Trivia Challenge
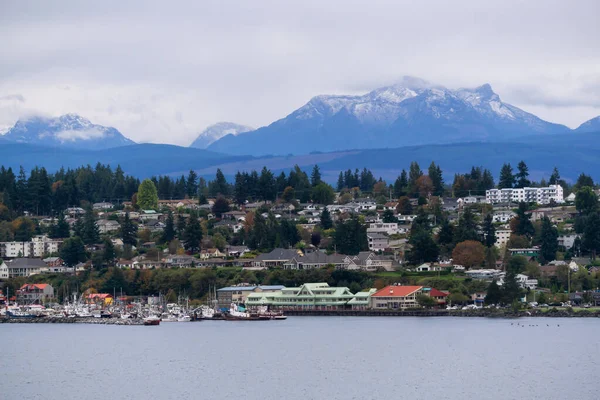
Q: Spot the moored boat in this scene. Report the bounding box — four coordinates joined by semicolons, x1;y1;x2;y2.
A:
143;315;161;326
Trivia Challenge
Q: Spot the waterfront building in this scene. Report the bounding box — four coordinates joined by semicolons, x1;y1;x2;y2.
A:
16;283;54;304
245;283;374;310
217;284;286;308
370;285;424;310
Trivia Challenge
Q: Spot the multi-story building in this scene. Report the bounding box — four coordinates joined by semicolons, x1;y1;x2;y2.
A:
245;282;370;310
486;185;564;205
216;284;285;308
495;229;512;248
367;222;400;235
0;235;62;258
6;258;48;277
370;285;424;310
16;283;54;304
367;233;389;252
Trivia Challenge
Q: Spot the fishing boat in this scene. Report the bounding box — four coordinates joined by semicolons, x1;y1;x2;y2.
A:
224;303;268;321
177;315;192;322
143;315;161;326
160;313;178;322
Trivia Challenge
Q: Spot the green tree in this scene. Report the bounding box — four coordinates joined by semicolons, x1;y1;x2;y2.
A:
320;208;333;230
212;195;230;218
186;170;198;198
50;213;71;239
539;217;558;263
183;212;203;254
515;160;531;188
482;214;496;247
121;212;138;246
507;255;528;274
310;165;322;187
501;269;523;305
211;168;229;197
408;162;423;197
381;209;397;223
334;217;368;255
549;167;560;185
60;237;86;268
393;170;408;197
428;162;444;196
454;207;480;243
408;231;439;264
103;238;116;266
396;196;413;215
311;182;335;205
82;209;100;245
12;217;35;242
137;179;159;210
583;212;600;260
161;211;176;243
176;214;187;238
484;280;502;305
513;202;535;238
282;186;296;203
498;163;515;189
437;219;454;247
575;186;598;215
416;294;438;308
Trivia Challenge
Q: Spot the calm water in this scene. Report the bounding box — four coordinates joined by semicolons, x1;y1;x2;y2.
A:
3;317;598;400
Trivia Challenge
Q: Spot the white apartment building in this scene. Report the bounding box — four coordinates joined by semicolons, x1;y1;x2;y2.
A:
0;235;62;258
495;229;512;248
367;233;389;252
367;222;400;236
486;185;564;205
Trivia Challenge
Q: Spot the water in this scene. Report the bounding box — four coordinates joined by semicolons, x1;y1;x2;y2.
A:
3;317;598;400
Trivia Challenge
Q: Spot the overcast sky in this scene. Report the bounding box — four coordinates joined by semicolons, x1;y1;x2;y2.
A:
1;0;599;145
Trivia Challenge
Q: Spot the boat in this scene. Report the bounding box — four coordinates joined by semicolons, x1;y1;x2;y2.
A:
160;313;178;322
177;315;191;322
143;315;161;326
6;309;37;319
256;306;287;320
100;310;112;318
224;303;268;321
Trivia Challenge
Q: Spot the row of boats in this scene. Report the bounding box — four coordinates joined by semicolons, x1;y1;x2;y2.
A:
143;304;287;325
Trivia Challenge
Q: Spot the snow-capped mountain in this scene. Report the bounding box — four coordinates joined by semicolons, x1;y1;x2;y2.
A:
189;122;253;149
207;77;570;156
2;114;135;150
575;116;600;133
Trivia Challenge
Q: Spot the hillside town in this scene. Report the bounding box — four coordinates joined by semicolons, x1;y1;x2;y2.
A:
1;161;600;312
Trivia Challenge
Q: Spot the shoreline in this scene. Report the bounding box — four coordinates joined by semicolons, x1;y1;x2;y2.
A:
2;309;599;324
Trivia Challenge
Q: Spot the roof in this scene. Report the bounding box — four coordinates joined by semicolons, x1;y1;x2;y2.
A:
254;248;302;262
218;286;258;292
426;288;448;297
87;293;113;299
7;258;48;268
19;283;49;290
372;285;423;298
258;285;285;290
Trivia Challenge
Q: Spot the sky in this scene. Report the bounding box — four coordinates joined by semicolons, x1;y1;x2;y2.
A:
1;0;599;145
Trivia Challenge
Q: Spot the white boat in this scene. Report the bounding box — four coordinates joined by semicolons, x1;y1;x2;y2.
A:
143;315;160;326
177;315;191;322
160;313;178;322
200;305;215;319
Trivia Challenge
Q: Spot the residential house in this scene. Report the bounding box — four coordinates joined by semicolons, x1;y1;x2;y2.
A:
509;247;539;258
423;287;448;306
6;258;48;277
367;233;389;252
370;285;424;309
43;257;63;268
0;261;8;279
144;220;166;232
97;219;120;234
558;234;579;249
221;211;247;221
66;207;86;217
16;283;54;304
343;252;395;272
367;222;400;236
283;251;347;270
93;202;114;210
86;293;113;305
214;220;243;234
165;254;197;268
140;210;162;221
226;245;250;258
200;248;226;260
251;248;303;269
493;211;516;223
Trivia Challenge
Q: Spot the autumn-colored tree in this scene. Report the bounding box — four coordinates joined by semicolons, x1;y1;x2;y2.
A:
452;240;486;269
396;196;413;215
372;181;388;198
415;175;434;198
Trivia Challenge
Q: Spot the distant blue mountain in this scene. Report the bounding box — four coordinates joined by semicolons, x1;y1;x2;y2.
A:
208;77;571;156
2;114;135;150
575;116;600;133
0;133;599;183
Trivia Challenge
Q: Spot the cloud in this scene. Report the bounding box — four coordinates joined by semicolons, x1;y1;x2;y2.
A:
0;0;599;141
55;127;107;142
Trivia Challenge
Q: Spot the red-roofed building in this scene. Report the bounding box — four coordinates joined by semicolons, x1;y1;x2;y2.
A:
16;283;54;304
425;287;449;306
371;285;424;310
86;293;114;305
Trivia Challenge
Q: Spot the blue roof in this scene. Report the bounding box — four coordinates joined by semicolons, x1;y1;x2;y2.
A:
217;286;257;292
259;285;285;290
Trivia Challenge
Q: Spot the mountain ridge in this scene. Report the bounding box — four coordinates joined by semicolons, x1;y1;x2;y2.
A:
208;77;571;155
2;114;135;150
189;122;253;149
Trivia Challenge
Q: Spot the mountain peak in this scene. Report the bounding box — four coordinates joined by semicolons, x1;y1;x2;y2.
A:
189;122;253;149
3;114;135;150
